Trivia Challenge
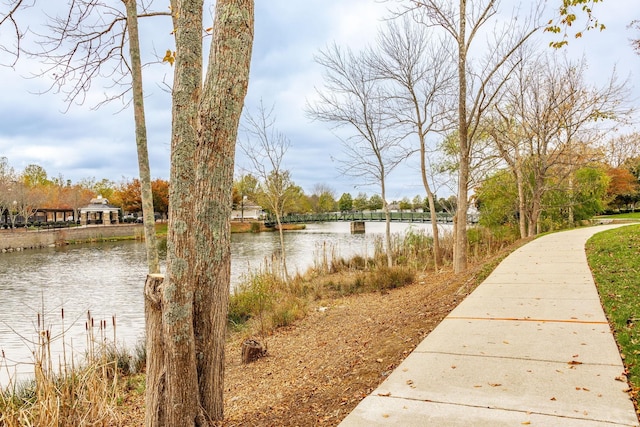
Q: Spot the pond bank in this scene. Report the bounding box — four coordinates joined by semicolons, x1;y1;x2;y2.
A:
0;224;144;252
0;221;307;253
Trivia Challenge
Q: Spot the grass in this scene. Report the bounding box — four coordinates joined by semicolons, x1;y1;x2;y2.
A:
596;212;640;220
586;224;640;405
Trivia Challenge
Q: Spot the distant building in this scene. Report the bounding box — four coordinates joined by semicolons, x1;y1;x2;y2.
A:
231;200;264;220
79;196;120;225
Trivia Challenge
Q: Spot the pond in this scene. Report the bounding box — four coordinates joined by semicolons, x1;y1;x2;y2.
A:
0;221;448;387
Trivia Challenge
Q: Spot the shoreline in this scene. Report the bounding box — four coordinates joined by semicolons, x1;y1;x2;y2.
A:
0;221;306;253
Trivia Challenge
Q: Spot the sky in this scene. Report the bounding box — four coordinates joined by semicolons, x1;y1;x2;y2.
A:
0;0;639;202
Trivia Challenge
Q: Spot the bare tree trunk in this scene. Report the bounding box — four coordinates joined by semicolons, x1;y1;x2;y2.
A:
516;169;527;238
274;212;289;280
381;178;393;268
383;205;393;268
529;189;543;237
453;0;468;274
144;274;165;427
425;188;441;268
420;151;441;269
123;0;159;274
567;173;574;226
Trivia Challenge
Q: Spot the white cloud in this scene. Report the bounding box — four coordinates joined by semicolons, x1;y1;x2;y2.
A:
0;0;638;199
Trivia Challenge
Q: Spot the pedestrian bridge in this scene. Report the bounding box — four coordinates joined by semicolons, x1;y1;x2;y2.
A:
263;211;467;227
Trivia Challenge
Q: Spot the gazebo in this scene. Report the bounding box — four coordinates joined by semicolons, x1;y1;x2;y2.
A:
79;196;120;225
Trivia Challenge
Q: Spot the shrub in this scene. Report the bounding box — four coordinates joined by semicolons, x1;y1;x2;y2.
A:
366;266;415;291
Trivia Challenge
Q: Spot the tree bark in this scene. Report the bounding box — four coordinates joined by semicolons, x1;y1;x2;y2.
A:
156;0;253;424
381;181;393;268
123;0;160;274
144;274;165;427
275;212;289;280
453;0;468;274
192;0;254;422
154;0;203;425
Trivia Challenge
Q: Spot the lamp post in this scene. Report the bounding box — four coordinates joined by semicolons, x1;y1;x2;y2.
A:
11;200;16;230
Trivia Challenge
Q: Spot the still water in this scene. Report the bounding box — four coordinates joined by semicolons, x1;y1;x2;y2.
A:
0;222;444;386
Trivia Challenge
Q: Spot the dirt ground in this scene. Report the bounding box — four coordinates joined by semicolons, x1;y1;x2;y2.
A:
118;251;510;426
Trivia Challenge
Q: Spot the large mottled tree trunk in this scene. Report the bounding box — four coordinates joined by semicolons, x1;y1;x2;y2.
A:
123;0;159;274
148;0;254;425
194;0;253;418
157;0;203;425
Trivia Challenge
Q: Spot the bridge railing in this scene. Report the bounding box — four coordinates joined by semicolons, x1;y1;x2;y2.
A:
263;211;467;227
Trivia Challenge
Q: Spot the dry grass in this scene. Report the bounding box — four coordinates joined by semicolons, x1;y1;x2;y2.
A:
229;226;518;339
0;310;144;427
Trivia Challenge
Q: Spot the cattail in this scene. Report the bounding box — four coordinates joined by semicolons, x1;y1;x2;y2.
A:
61;307;64;320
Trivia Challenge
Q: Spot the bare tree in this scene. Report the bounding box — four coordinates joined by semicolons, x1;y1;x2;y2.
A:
240;101;296;280
0;0;30;66
308;43;407;268
12;178;44;226
489;52;629;235
602;132;640;168
407;0;539;273
368;16;454;270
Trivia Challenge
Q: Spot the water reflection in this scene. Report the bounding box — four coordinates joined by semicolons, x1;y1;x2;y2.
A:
0;222;446;386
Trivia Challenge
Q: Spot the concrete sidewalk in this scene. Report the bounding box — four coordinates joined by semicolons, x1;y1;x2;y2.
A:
340;225;639;426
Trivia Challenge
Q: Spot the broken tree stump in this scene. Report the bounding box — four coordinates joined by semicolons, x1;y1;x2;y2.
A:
241;339;265;364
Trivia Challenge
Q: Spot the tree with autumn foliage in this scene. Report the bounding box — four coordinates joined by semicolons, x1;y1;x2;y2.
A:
112;178;169;217
545;0;605;48
606;166;640;211
112;179;143;213
151;179;169;219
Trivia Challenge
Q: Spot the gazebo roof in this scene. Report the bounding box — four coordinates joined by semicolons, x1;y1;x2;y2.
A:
80;196;120;213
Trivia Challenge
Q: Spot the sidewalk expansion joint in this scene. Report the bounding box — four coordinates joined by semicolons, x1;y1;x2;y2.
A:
416;350;621;367
448;316;609;325
377;395;634;425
